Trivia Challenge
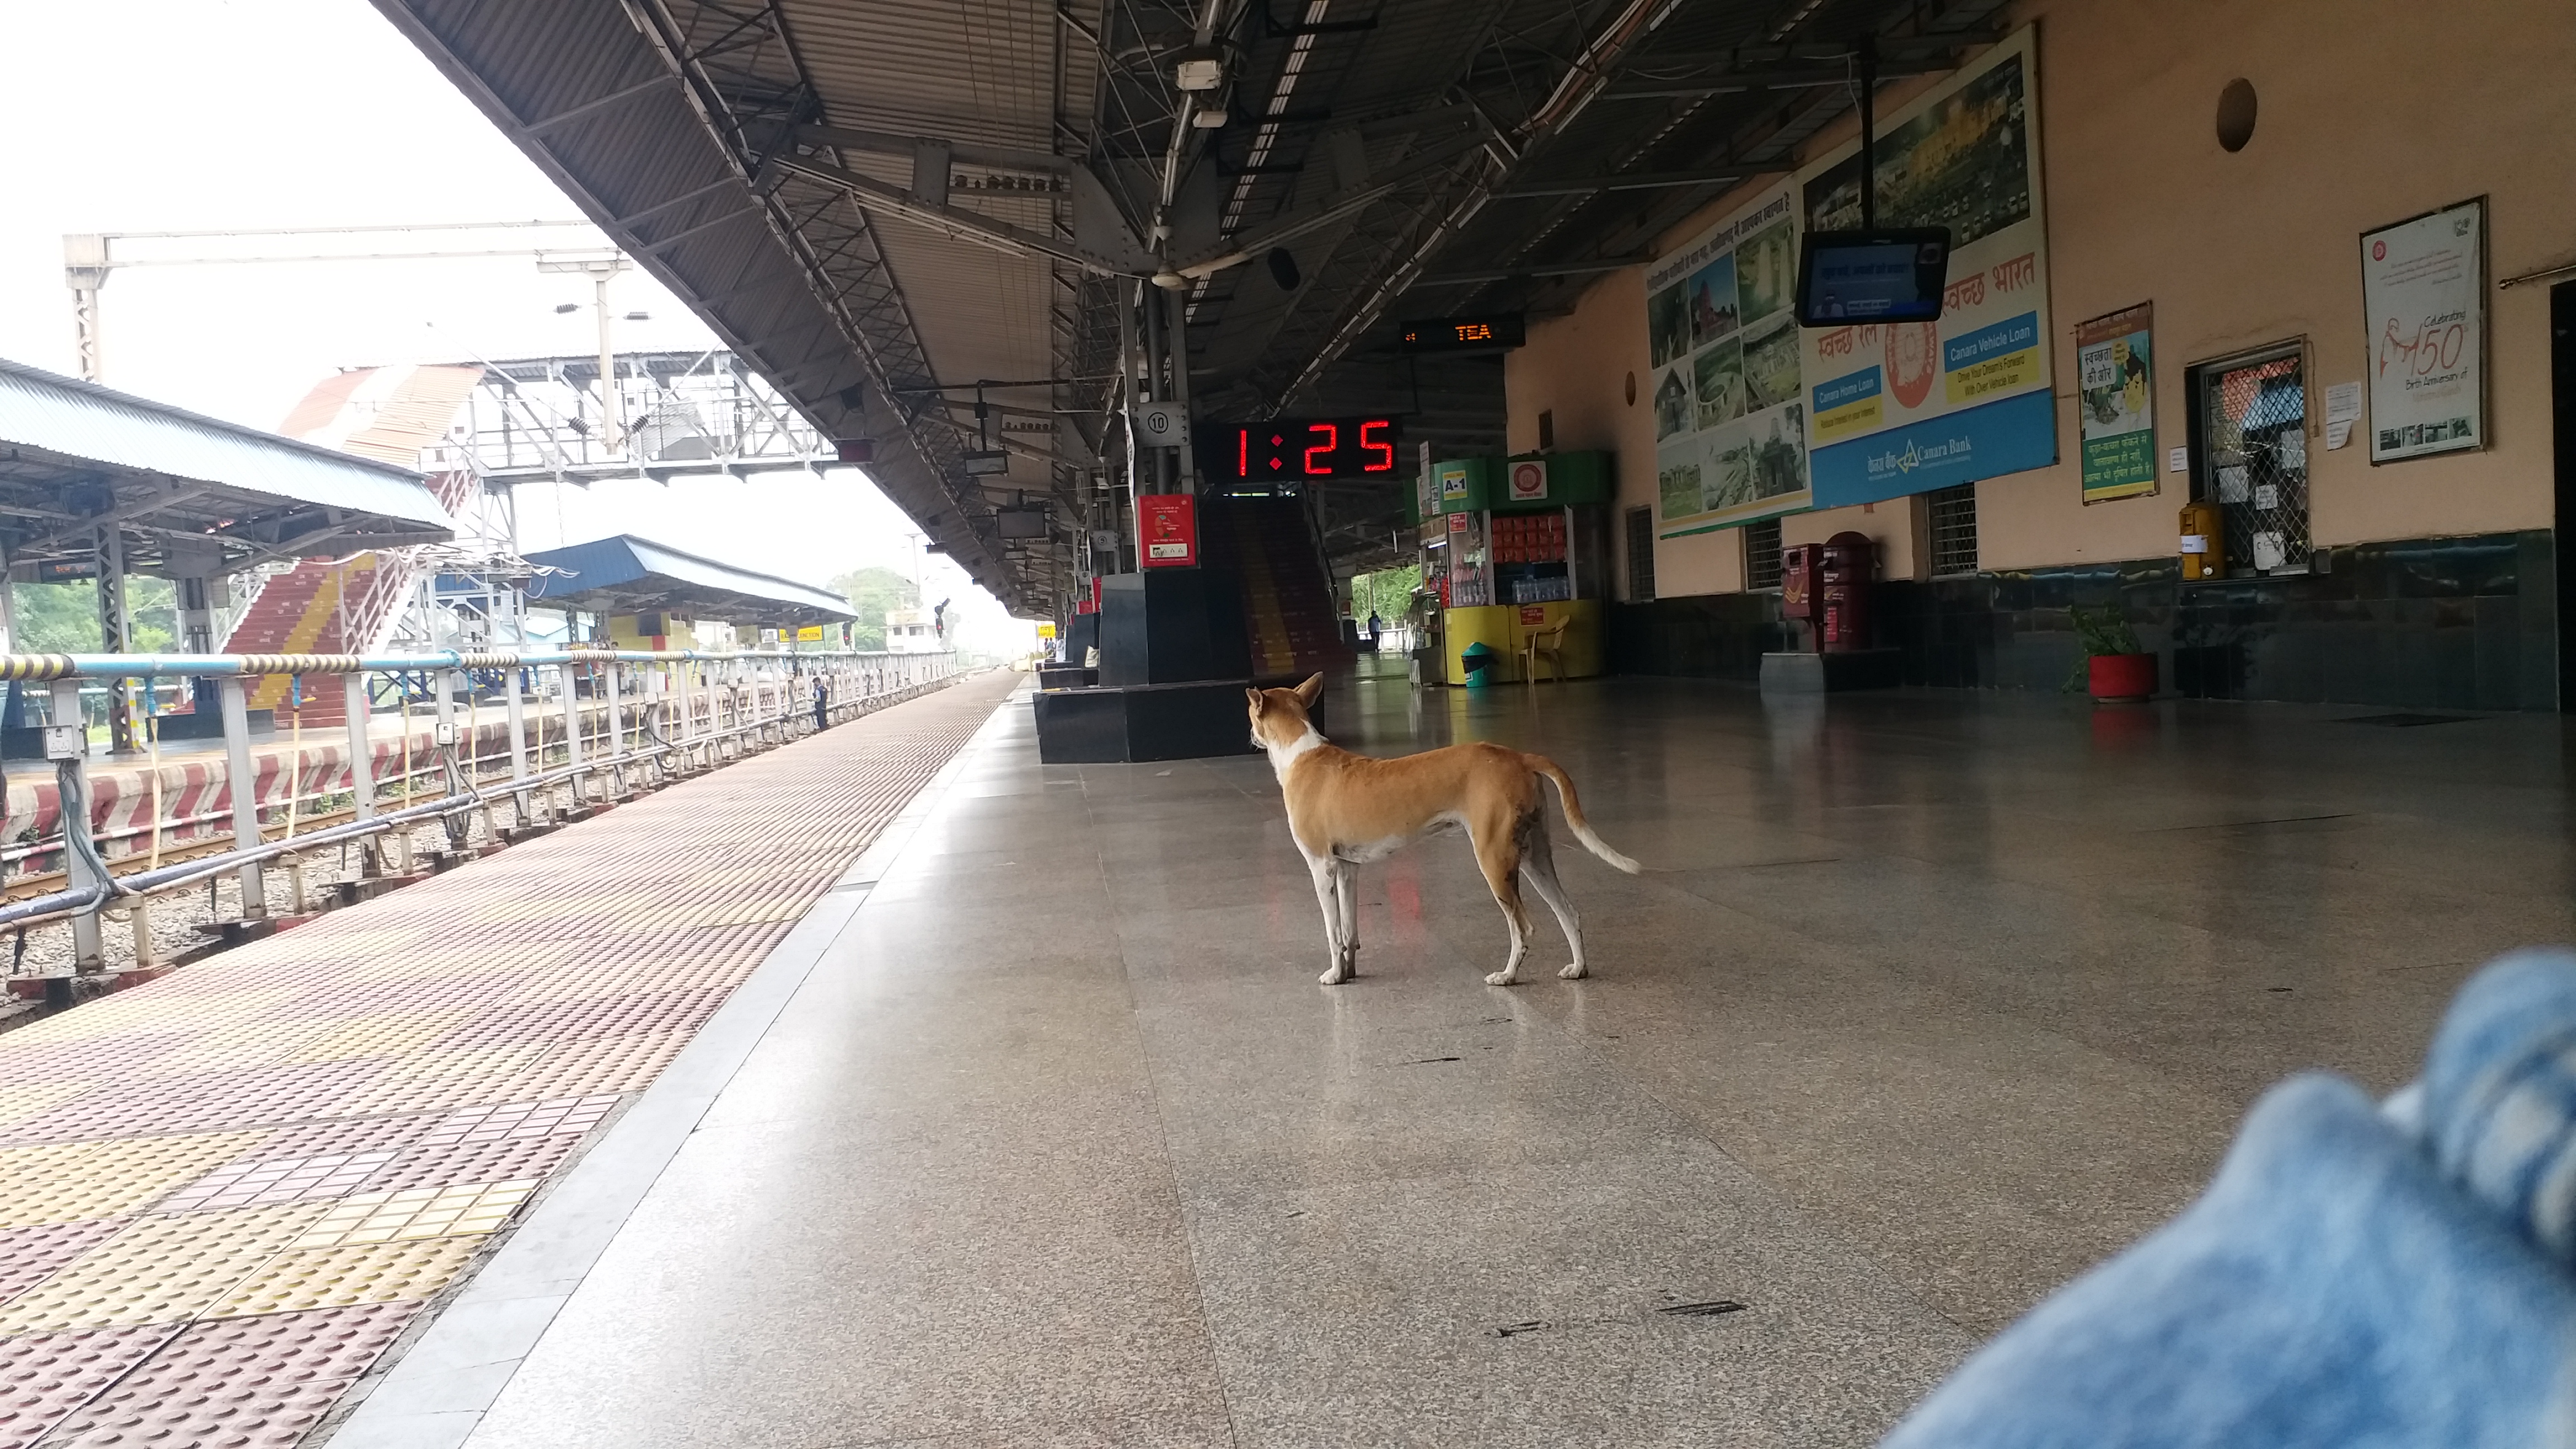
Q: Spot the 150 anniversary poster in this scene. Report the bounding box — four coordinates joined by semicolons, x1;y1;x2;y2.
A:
1647;184;1810;538
1642;26;2058;536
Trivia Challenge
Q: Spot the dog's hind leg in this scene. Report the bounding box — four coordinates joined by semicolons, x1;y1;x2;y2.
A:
1309;855;1352;985
1519;821;1587;980
1472;817;1532;987
1333;864;1360;979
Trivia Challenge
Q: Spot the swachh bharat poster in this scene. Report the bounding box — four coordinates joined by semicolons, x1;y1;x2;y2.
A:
1645;24;2057;530
1647;182;1811;539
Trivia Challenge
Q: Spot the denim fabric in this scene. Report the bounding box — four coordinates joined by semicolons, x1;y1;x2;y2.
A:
1881;951;2576;1449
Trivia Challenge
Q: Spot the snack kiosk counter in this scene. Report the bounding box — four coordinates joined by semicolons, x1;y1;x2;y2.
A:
1429;451;1613;685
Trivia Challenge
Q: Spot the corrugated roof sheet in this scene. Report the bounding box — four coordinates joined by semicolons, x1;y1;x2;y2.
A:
523;533;855;624
279;364;486;468
0;357;454;532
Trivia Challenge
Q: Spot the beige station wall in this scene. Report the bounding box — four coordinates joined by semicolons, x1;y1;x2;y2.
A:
1506;0;2576;596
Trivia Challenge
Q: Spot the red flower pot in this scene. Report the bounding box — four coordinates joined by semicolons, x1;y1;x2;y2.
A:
2088;652;2157;703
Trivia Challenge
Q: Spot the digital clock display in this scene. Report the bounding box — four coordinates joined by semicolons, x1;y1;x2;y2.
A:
1215;416;1401;481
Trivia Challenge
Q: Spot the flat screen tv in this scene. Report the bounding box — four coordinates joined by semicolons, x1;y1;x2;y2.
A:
1794;228;1952;326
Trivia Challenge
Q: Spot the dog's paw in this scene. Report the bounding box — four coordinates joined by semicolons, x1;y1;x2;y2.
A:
1484;970;1518;987
1319;967;1351;986
1558;963;1587;980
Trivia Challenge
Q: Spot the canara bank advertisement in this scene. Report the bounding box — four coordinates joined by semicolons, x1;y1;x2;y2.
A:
1796;26;2055;508
1647;183;1811;538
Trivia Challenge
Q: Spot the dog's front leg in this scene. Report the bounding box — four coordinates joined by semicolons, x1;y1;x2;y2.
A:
1308;855;1352;984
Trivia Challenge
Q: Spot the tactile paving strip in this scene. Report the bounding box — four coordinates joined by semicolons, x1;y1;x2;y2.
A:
238;1113;437;1163
0;1323;174;1449
212;1234;485;1317
290;1182;532;1249
36;1303;412;1449
154;1152;399;1214
363;1133;580;1197
0;671;1016;1445
0;1203;324;1334
0;1134;262;1232
419;1095;621;1147
0;1060;390;1147
0;1220;124;1309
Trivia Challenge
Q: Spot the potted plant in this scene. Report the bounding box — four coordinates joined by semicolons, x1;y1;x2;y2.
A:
2068;605;2156;703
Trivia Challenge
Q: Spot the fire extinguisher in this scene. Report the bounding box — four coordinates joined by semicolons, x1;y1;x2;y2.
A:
2179;500;2223;581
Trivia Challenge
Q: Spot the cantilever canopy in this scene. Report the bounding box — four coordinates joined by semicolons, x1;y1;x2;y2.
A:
522;534;855;629
0;357;457;578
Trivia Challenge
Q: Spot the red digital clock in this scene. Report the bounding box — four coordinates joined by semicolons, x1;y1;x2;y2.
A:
1214;416;1401;481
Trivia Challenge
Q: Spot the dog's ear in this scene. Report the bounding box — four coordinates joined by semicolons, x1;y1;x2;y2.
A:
1293;673;1324;706
1244;687;1266;712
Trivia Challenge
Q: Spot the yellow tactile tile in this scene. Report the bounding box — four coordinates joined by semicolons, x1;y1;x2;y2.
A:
0;1132;262;1230
0;1079;94;1129
289;1011;475;1064
148;1015;340;1073
1;988;300;1046
291;1181;533;1248
502;1033;684;1100
0;1202;325;1333
211;1232;484;1316
704;894;807;927
328;1044;554;1117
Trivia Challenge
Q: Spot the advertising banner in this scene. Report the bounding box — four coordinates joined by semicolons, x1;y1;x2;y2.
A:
2075;301;2157;503
2361;197;2484;463
1797;25;2055;508
1645;183;1812;539
1137;493;1197;567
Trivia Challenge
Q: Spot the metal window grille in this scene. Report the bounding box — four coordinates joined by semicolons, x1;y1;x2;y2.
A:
2193;345;2311;575
1744;517;1783;590
1624;506;1656;602
1927;483;1979;576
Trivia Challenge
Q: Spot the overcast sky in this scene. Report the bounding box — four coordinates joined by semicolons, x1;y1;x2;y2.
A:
0;0;1033;655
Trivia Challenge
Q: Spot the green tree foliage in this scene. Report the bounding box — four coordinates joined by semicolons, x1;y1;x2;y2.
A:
831;566;919;651
11;579;178;654
1347;566;1419;630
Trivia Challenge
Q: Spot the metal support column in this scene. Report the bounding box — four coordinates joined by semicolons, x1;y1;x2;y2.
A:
97;528;136;755
604;662;627;796
49;679;105;974
219;677;266;917
504;665;531;821
344;673;377;875
558;663;586;807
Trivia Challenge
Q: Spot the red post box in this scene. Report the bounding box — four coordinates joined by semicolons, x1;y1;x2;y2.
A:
1781;543;1825;621
1819;531;1877;654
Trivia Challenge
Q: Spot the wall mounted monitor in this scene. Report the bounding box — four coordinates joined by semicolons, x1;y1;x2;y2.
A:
1794;228;1953;326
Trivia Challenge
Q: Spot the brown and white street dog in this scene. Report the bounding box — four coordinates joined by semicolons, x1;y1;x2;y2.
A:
1247;674;1642;987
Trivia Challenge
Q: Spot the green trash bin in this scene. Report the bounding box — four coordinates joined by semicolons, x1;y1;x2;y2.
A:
1460;641;1499;689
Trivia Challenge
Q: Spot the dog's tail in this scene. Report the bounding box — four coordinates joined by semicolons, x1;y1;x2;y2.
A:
1523;754;1644;874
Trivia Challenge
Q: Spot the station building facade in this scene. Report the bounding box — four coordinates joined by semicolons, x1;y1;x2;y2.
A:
1507;0;2576;709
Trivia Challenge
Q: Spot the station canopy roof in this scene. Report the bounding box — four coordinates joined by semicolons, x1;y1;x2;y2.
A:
522;534;855;628
376;0;2007;612
0;358;457;579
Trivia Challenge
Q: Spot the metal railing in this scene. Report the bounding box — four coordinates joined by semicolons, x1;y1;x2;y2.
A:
0;646;958;982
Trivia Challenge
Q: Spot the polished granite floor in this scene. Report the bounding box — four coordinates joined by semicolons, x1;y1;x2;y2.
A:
437;666;2576;1448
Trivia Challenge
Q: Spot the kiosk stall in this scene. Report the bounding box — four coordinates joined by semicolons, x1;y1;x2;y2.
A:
1428;452;1613;685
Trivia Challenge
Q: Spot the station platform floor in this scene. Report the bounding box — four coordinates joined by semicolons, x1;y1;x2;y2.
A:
0;668;1019;1449
321;660;2576;1448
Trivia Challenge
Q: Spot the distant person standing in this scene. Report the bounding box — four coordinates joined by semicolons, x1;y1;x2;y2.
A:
811;674;830;732
1366;610;1384;644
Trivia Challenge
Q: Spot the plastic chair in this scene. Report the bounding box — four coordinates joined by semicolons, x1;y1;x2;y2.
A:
1518;619;1570;689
